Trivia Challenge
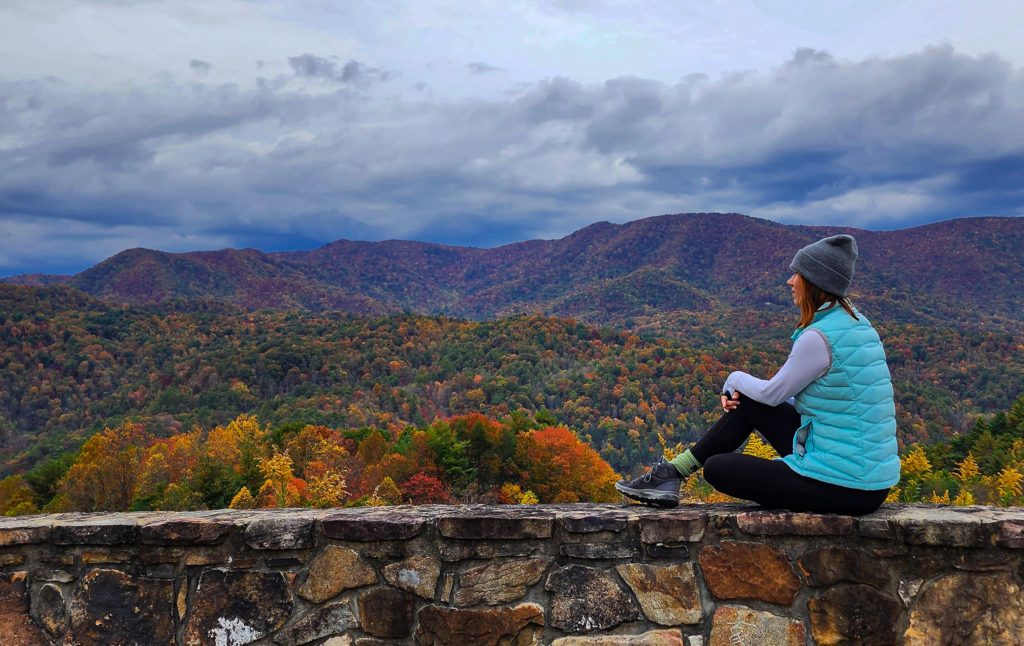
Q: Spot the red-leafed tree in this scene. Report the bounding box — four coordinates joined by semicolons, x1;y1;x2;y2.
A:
401;472;451;504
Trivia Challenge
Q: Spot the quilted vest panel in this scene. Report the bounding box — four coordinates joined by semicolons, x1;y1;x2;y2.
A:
781;306;901;490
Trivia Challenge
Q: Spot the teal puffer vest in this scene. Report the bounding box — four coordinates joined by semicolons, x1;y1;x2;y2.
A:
781;306;900;490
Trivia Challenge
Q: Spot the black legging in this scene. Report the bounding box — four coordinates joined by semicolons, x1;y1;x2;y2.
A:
690;394;888;516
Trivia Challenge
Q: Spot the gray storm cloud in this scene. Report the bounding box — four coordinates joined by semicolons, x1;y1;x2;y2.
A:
1;45;1023;274
288;54;395;85
189;59;212;75
468;62;504;74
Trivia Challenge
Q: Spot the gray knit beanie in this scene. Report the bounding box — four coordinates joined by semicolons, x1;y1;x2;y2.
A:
789;234;858;297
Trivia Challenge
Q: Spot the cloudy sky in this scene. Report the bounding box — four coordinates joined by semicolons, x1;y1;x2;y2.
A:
2;0;1023;276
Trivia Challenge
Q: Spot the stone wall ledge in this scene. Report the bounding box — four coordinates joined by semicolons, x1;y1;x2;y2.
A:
2;503;1023;548
1;503;1023;645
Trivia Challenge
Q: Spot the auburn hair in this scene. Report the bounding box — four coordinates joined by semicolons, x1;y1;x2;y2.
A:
796;274;859;329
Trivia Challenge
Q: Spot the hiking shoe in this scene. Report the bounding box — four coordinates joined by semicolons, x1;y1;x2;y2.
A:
615;459;681;508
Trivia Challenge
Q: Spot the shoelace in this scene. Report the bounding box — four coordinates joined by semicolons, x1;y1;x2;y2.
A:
640;461;665;482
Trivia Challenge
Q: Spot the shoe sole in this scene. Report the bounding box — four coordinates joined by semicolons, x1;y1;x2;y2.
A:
615;482;679;509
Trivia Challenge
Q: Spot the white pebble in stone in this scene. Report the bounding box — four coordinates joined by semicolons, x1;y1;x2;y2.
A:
899;579;923;607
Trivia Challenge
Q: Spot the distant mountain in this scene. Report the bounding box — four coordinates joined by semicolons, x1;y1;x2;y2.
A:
5;213;1023;327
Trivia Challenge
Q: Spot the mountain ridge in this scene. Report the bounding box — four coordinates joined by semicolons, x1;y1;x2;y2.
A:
4;213;1023;327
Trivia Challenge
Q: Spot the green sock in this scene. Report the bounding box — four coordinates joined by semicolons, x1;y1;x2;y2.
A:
669;449;701;477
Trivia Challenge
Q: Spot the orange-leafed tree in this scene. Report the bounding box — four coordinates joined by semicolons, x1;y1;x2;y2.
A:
284;476;308;508
378;452;421;489
136;428;202;506
356;431;388;466
515;426;620;503
256;480;279;508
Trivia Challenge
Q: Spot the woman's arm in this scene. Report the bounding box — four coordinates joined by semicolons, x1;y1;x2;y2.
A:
722;329;830;406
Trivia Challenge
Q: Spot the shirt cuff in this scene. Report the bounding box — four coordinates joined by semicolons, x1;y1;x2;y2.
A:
723;371;746;395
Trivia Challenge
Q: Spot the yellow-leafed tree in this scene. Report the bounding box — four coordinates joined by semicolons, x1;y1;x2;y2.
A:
902;445;932;477
0;475;37;516
308;472;347;508
368;476;402;506
954;452;979;483
57;422;150;512
259;450;296;508
229;486;256;509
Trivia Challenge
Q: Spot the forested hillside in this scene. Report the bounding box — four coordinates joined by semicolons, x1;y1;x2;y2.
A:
3;285;1021;482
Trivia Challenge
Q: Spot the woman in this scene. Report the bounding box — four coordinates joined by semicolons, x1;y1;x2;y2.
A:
615;234;899;515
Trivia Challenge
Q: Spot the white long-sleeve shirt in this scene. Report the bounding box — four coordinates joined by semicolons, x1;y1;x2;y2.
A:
722;329;831;407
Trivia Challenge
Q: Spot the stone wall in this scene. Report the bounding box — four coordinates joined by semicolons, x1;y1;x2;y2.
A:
1;503;1023;645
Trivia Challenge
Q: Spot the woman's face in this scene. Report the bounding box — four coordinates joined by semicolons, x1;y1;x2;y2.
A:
787;273;803;307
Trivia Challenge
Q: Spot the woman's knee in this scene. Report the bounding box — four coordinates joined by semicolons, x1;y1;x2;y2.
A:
701;454;730;487
701;453;772;502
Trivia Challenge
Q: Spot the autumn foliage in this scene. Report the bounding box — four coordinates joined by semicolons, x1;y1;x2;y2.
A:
1;286;1021;515
2;411;619;513
4;285;1021;484
514;426;620;503
886;393;1024;506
